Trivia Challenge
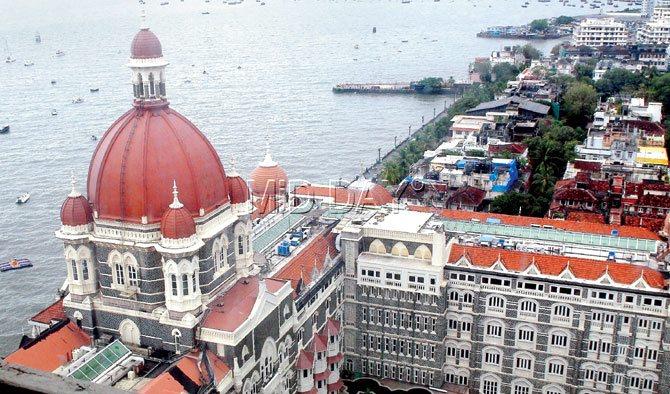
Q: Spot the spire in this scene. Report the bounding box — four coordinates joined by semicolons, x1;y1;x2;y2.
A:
170;180;184;209
140;7;148;29
228;157;239;177
68;170;81;198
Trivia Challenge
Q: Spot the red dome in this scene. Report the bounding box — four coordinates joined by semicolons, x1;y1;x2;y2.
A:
250;153;288;197
60;195;93;226
228;175;250;204
161;206;196;239
131;28;163;59
88;105;230;224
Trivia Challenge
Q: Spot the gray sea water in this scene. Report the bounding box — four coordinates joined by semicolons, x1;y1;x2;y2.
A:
0;0;616;354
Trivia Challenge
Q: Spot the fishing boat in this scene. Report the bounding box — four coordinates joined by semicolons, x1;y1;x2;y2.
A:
55;50;65;57
5;55;16;63
51;79;57;85
72;97;84;104
90;88;100;93
16;192;30;204
201;11;211;14
51;109;58;116
0;125;9;134
24;60;34;67
34;32;41;44
0;258;33;272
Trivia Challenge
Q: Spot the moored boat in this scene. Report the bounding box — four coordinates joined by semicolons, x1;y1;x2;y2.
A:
16;192;30;204
0;258;33;272
0;125;9;134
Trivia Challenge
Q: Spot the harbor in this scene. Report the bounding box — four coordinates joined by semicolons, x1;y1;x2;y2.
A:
333;81;469;95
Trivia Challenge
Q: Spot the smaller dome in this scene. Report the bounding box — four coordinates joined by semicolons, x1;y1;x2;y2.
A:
250;150;288;197
348;177;393;206
160;182;196;240
60;195;93;226
131;28;163;59
228;175;250;205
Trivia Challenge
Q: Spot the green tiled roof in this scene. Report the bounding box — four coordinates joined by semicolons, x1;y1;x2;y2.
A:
69;340;130;382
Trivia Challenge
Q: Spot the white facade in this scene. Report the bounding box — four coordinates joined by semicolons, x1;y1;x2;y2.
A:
572;18;629;47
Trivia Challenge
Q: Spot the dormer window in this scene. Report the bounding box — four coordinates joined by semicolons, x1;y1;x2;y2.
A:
71;260;79;281
115;263;125;285
82;259;89;281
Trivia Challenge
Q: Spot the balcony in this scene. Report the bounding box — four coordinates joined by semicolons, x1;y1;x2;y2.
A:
550;315;572;327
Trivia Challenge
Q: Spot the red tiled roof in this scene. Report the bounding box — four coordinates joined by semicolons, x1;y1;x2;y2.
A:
448;244;666;289
446;186;486;207
573;160;602;173
4;321;90;372
202;276;286;332
321;319;341;336
298;389;318;394
313;369;330;381
626;120;665;136
328;379;345;392
639;194;670;208
139;349;230;394
296;350;314;369
488;143;527;155
553;187;597;203
273;231;337;294
327;353;344;364
409;206;661;240
311;334;328;353
566;211;605;224
30;299;66;325
590;180;611;193
624;215;665;233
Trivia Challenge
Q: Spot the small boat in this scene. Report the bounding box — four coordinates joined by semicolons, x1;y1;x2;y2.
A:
34;33;41;44
160;1;169;5
0;258;33;272
260;1;265;4
372;27;377;33
201;11;211;14
16;192;30;204
5;56;16;63
24;60;34;67
354;44;359;49
0;125;9;134
90;88;99;93
91;135;98;141
72;97;84;104
51;109;58;116
51;79;57;85
55;50;65;57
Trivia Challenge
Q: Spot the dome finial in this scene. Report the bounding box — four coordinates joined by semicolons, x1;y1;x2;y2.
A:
140;5;148;29
228;157;239;177
170;180;184;209
68;170;81;198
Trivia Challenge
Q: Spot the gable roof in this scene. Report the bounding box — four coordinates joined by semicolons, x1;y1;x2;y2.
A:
273;231;338;295
4;321;90;372
448;244;666;289
30;298;66;325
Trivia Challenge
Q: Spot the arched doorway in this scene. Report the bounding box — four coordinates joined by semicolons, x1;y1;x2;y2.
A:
119;319;141;346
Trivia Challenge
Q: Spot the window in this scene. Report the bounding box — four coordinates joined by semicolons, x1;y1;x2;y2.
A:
488;295;505;309
171;274;178;296
517;327;535;343
519;299;537;314
482;277;511;287
484;349;501;366
71;260;78;281
547;359;566;377
486;322;503;338
238;234;245;255
182;274;189;296
513;384;531;394
463;292;473;304
553;304;572;318
192;272;197;293
115;263;125;285
482;377;500;394
550;331;568;347
82;260;89;281
515;354;532;371
517;281;544;291
128;265;138;287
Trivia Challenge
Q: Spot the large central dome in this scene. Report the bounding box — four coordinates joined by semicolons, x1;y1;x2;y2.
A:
87;105;230;224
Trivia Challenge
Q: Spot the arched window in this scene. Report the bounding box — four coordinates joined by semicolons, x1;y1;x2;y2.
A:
513;352;535;373
82;259;89;281
543;384;566;394
219;237;228;269
148;73;155;97
517;325;536;344
115;263;125;285
463;292;473;304
171;274;178;296
487;295;506;310
369;239;386;254
172;329;182;354
238;234;245;255
485;320;504;338
519;299;538;314
71;259;79;281
545;357;567;379
137;74;144;97
448;290;460;301
549;329;570;348
391;242;409;257
414;245;432;260
511;378;533;394
192;271;198;293
481;373;501;394
552;304;572;318
182;274;189;296
128;265;138;287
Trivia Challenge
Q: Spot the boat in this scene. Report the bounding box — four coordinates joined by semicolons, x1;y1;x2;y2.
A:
16;192;30;204
0;125;9;134
51;109;58;116
5;55;16;63
24;60;34;67
0;258;33;272
55;50;65;57
34;32;41;43
201;11;211;14
401;0;411;3
90;88;99;93
372;27;377;33
91;135;98;141
51;79;57;85
72;97;84;104
160;1;169;5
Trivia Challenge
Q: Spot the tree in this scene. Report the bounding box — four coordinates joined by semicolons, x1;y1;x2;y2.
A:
520;44;542;61
554;15;575;25
472;61;492;83
562;82;597;127
414;77;444;94
574;63;594;81
595;68;646;97
650;73;670;112
490;192;530;215
492;63;519;84
530;19;550;32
